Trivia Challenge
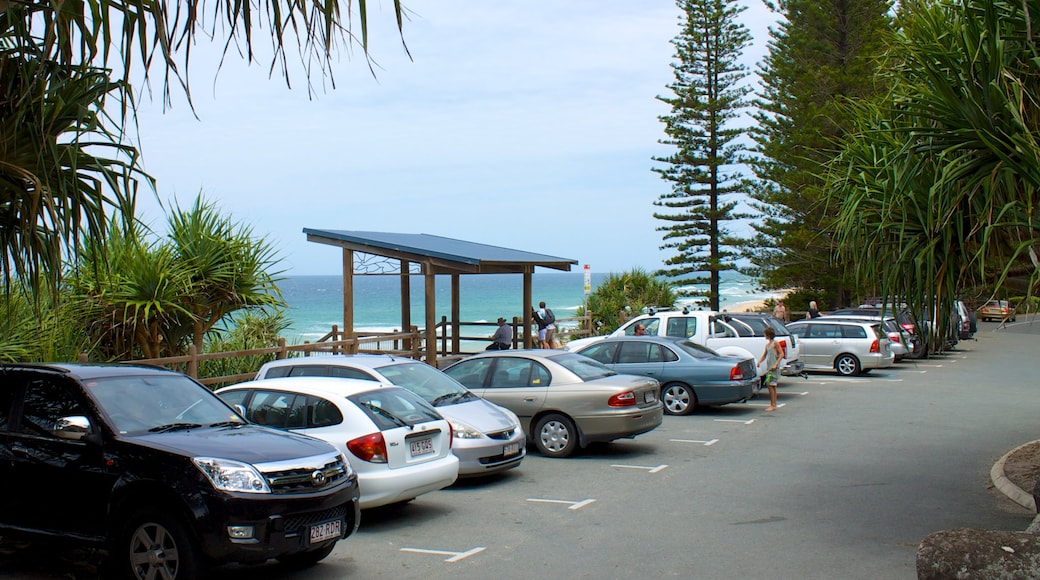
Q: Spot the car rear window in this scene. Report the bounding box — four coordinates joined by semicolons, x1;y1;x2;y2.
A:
349;388;442;429
674;340;720;359
548;352;618;381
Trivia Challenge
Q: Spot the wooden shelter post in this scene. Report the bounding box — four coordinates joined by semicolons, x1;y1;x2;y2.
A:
523;268;534;348
451;274;461;354
400;260;412;333
342;249;354;339
424;264;437;366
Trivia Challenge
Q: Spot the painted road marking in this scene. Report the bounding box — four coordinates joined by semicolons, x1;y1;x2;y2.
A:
400;546;486;562
670;438;719;446
527;498;596;510
714;418;756;425
612;464;668;473
746;402;787;409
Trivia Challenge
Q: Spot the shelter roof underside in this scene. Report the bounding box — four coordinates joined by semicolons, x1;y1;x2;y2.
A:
303;229;577;274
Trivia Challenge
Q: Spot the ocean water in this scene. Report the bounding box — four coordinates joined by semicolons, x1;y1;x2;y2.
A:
278;271;777;343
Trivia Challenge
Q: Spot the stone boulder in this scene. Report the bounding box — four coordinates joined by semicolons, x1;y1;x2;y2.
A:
917;528;1040;579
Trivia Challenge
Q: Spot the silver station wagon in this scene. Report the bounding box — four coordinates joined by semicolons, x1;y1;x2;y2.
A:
785;319;896;376
255;355;526;478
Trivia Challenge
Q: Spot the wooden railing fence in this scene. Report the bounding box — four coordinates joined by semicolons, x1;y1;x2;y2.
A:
87;314;594;387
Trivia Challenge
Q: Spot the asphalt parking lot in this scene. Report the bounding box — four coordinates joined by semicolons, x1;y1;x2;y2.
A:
3;316;1039;579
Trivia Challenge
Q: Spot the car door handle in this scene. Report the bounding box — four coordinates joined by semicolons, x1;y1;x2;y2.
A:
10;443;29;458
523;397;537;402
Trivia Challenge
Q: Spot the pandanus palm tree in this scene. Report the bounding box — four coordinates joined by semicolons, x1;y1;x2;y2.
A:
1;0;405;291
829;0;1040;350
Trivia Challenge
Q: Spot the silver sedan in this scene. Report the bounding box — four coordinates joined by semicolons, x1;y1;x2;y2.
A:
443;350;663;458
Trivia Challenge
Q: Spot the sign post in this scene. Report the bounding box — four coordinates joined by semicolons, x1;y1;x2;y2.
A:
583;264;591;335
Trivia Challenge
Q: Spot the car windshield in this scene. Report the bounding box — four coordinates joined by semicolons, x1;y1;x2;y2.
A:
86;375;244;434
546;352;618;381
375;362;474;406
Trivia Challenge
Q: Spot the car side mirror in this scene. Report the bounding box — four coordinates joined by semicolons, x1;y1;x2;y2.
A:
53;415;92;441
234;404;248;419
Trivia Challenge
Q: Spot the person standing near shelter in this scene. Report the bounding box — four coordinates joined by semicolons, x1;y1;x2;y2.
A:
487;317;512;350
806;300;822;319
757;326;784;412
772;300;789;322
533;301;556;348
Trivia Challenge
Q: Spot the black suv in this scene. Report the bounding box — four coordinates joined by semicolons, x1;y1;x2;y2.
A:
0;363;360;578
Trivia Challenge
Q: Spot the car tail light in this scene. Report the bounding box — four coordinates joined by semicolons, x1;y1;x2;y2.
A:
870;339;880;353
730;366;746;381
347;432;387;463
887;332;901;343
608;392;637;407
901;323;916;334
778;340;788;359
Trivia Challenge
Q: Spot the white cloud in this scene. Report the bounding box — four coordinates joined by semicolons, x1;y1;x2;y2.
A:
128;0;776;275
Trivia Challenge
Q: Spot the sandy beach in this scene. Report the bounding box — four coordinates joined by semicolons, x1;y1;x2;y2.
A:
724;299;771;313
723;289;794;315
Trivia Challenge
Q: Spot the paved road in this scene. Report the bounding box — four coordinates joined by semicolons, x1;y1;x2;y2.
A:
3;315;1039;579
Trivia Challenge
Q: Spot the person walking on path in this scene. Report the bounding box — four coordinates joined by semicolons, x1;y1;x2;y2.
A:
806;300;822;319
533;301;556;348
487;317;513;350
772;300;789;323
757;326;784;412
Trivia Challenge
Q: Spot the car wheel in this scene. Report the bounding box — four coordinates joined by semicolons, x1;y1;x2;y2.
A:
113;509;201;580
835;354;861;376
534;413;578;458
277;541;338;569
662;383;696;415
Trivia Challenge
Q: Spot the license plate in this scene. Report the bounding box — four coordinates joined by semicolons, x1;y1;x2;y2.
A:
644;391;657;403
409;437;434;457
503;442;521;457
309;519;341;544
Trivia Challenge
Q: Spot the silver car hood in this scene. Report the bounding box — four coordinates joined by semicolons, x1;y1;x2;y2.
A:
442;397;517;432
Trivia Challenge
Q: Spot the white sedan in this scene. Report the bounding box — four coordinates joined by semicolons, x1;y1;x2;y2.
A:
217;377;459;509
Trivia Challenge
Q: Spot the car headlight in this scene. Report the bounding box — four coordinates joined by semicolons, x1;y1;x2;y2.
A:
194;457;271;493
448;418;484;439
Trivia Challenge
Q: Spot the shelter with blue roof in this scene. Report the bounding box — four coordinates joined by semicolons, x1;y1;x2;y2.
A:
303;229;578;365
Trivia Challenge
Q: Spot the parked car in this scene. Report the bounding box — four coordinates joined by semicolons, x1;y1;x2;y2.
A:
978;299;1017;322
719;312;805;374
830;306;926;359
442;350;663;458
816;313;912;361
255;355;525;477
566;307;804;378
574;336;758;415
954;299;976;341
785;319;896;375
217;377;459;509
0;363;360;579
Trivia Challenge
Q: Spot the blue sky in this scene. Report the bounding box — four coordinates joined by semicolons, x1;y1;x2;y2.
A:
130;1;777;276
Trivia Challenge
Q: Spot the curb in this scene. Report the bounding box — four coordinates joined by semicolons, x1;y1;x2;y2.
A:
991;440;1039;514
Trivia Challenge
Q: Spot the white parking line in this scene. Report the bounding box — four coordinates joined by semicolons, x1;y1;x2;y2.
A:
714;418;756;424
670;438;719;446
527;498;597;510
746;402;787;409
401;546;486;562
612;464;669;473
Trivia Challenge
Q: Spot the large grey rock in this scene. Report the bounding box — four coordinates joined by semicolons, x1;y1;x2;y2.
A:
917;528;1040;579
